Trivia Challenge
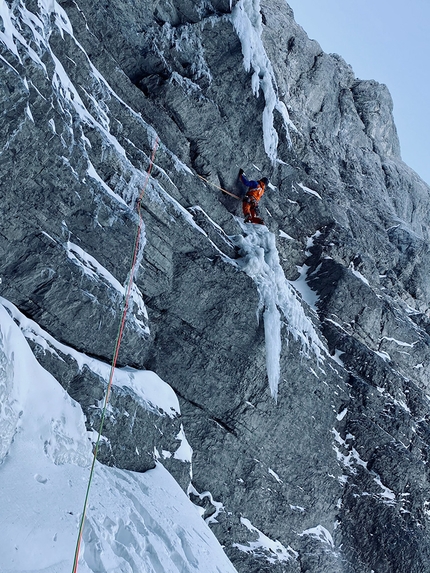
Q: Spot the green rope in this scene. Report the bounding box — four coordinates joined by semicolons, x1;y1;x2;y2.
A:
71;136;159;573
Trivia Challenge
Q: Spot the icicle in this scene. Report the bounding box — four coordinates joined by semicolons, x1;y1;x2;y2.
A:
230;0;295;161
232;224;325;400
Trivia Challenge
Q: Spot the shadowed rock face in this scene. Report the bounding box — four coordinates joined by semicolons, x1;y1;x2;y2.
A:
2;0;430;571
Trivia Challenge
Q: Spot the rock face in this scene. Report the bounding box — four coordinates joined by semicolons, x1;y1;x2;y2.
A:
2;0;430;572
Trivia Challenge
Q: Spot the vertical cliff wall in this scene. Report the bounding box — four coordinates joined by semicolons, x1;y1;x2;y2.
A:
2;1;430;572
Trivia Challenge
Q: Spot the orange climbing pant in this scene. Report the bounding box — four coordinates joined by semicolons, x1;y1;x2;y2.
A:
243;196;264;225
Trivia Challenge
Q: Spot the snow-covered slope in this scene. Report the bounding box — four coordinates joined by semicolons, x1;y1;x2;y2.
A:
2;0;430;572
0;303;237;573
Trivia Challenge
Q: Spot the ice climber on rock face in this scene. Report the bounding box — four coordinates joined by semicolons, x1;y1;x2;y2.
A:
238;168;268;225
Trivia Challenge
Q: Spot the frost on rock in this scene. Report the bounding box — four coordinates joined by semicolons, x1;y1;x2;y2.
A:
153;20;213;90
232;224;326;401
230;0;295;161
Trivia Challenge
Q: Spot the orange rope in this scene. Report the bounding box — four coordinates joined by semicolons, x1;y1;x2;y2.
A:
71;136;159;573
196;174;242;200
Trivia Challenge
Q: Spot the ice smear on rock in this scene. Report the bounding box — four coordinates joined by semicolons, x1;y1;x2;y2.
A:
0;303;239;573
231;224;326;401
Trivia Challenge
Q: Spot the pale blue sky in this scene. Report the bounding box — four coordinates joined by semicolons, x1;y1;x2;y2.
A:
286;0;430;185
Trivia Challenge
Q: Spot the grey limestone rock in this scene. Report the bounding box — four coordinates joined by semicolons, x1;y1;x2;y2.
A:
2;0;430;572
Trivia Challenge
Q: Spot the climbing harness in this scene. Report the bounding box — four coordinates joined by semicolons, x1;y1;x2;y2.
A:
196;174;241;200
71;136;159;573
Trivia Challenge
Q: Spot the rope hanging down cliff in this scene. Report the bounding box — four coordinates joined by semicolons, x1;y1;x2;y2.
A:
71;136;159;573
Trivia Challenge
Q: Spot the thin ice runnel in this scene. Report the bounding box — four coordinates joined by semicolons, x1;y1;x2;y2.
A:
230;0;296;161
233;224;325;401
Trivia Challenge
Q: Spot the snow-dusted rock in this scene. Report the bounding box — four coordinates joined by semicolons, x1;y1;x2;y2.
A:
2;0;430;572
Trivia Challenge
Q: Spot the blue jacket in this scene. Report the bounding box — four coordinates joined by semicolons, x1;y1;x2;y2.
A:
240;174;259;189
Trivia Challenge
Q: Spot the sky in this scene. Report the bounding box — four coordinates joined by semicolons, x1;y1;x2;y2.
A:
286;0;430;185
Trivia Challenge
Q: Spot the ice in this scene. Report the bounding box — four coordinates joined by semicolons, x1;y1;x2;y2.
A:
0;301;238;573
230;0;296;161
170;71;203;95
233;517;298;563
231;223;326;400
172;23;212;83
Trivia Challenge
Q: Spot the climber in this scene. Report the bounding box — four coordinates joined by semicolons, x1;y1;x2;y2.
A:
238;168;268;225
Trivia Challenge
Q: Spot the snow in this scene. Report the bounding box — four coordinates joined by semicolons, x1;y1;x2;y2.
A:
66;240;124;294
297;183;322;199
188;206;237;261
232;223;326;400
173;425;193;463
279;229;295;240
230;0;296;161
375;350;391;362
374;476;396;503
299;525;334;548
0;1;45;67
0;302;238;573
350;267;370;286
187;484;225;525
86;161;128;206
332;429;368;474
336;408;348;421
331;349;345;366
380;336;416;348
233;517;298;563
65;241;150;336
289;264;319;311
268;468;283;483
290;505;305;512
1;298;177;418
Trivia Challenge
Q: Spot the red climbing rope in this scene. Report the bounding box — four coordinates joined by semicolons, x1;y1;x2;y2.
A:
71;136;159;573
